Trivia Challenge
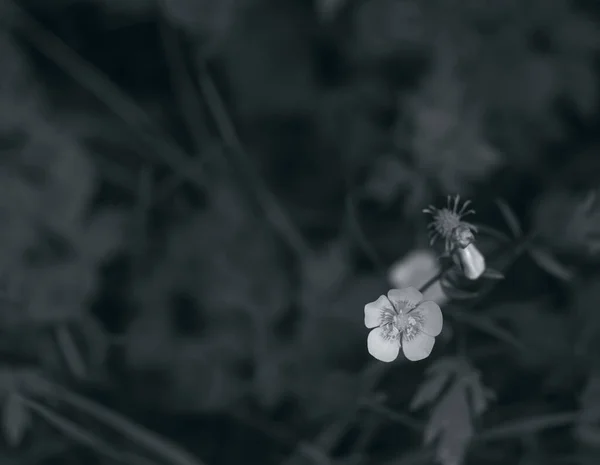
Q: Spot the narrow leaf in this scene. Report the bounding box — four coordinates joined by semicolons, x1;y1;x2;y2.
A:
2;391;30;446
410;370;452;411
481;268;504;280
528;246;574;282
495;198;523;238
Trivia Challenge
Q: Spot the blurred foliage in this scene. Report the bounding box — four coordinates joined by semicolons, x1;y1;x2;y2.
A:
0;1;599;465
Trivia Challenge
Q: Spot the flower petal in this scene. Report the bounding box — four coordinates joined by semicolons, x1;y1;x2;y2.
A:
388;287;423;311
412;300;443;337
364;295;394;328
402;332;435;361
367;327;400;362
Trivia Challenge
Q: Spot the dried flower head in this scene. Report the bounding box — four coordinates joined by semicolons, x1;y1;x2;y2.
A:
364;287;443;362
423;195;479;254
424;195;486;280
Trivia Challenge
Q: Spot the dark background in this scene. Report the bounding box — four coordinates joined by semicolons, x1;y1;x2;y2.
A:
1;0;600;465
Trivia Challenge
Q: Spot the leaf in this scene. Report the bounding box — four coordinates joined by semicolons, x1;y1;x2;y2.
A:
481;268;504;280
470;224;511;244
354;0;426;59
253;345;292;410
2;390;30;446
527;246;574;282
54;324;87;380
531;189;600;257
495;198;522;238
162;0;235;41
420;359;493;465
424;383;472;465
410;359;454;411
363;155;411;205
575;372;600;448
463;373;494;416
96;0;153;15
315;0;348;21
408;51;503;193
81;209;128;262
79;314;110;378
495;301;571;368
300;238;351;298
26;260;97;322
439;271;480;300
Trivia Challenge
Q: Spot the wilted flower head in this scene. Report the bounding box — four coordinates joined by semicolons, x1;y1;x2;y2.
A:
388;249;448;305
424;195;486;280
364;287;443;362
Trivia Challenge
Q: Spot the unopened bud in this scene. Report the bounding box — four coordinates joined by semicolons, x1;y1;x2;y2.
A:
456;243;486;280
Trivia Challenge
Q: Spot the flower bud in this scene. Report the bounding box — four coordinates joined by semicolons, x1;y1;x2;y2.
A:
388;249;448;305
456;243;486;280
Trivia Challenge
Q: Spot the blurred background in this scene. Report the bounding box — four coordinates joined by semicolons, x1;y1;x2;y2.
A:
1;0;600;464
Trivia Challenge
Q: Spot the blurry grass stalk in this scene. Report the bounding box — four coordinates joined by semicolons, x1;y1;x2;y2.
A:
24;378;209;465
11;0;313;263
22;396;152;465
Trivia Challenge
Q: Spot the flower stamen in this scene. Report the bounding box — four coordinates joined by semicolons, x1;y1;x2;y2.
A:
423;194;479;254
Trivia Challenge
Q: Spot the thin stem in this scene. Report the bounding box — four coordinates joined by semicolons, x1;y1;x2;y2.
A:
11;0;211;191
194;62;313;260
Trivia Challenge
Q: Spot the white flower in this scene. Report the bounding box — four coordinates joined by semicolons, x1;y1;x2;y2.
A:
388;249;448;305
364;287;443;362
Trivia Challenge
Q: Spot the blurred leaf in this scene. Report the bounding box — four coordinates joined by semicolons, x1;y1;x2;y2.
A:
2;390;30;447
81;209;128;262
481;269;504;280
54;323;87;380
315;0;347;22
26;260;97;323
471;224;511;244
168;336;248;412
291;369;363;423
125;311;174;371
363;155;411;205
495;198;523;238
93;0;153;16
218;2;316;118
299;275;384;359
439;270;480;300
0;32;42;122
408;52;503;193
162;0;235;44
494;301;572;369
414;357;493;465
532;189;600;258
79;314;110;380
527;246;574;282
300;238;351;297
573;277;600;362
24;125;96;235
353;0;426;58
575;372;600;448
410;359;453;411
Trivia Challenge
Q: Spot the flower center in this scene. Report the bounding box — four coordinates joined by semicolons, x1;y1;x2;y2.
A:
402;315;423;340
433;208;461;237
380;309;424;341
